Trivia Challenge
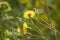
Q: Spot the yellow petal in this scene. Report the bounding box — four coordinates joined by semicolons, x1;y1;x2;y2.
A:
17;27;20;33
23;22;28;35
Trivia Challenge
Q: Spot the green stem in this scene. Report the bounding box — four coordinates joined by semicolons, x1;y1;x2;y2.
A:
30;18;48;40
45;0;58;40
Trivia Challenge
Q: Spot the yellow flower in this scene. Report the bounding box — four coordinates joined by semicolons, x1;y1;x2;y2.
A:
15;22;21;33
23;22;28;35
23;10;35;19
17;27;21;33
5;38;10;40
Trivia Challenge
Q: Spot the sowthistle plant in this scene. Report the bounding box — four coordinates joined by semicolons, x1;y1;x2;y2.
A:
0;1;60;40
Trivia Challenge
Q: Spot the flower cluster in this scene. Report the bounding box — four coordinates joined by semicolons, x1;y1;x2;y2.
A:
22;10;35;34
16;10;35;35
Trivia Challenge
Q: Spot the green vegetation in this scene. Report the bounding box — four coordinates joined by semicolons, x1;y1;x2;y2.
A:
0;0;60;40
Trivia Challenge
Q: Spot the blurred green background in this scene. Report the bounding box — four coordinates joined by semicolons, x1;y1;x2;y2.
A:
0;0;60;40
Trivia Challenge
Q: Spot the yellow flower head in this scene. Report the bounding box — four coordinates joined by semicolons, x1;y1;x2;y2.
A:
17;27;20;33
23;10;35;19
23;22;28;35
5;38;10;40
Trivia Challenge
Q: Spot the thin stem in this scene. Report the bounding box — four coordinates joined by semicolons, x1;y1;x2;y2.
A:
30;18;48;40
41;18;50;25
45;0;58;40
